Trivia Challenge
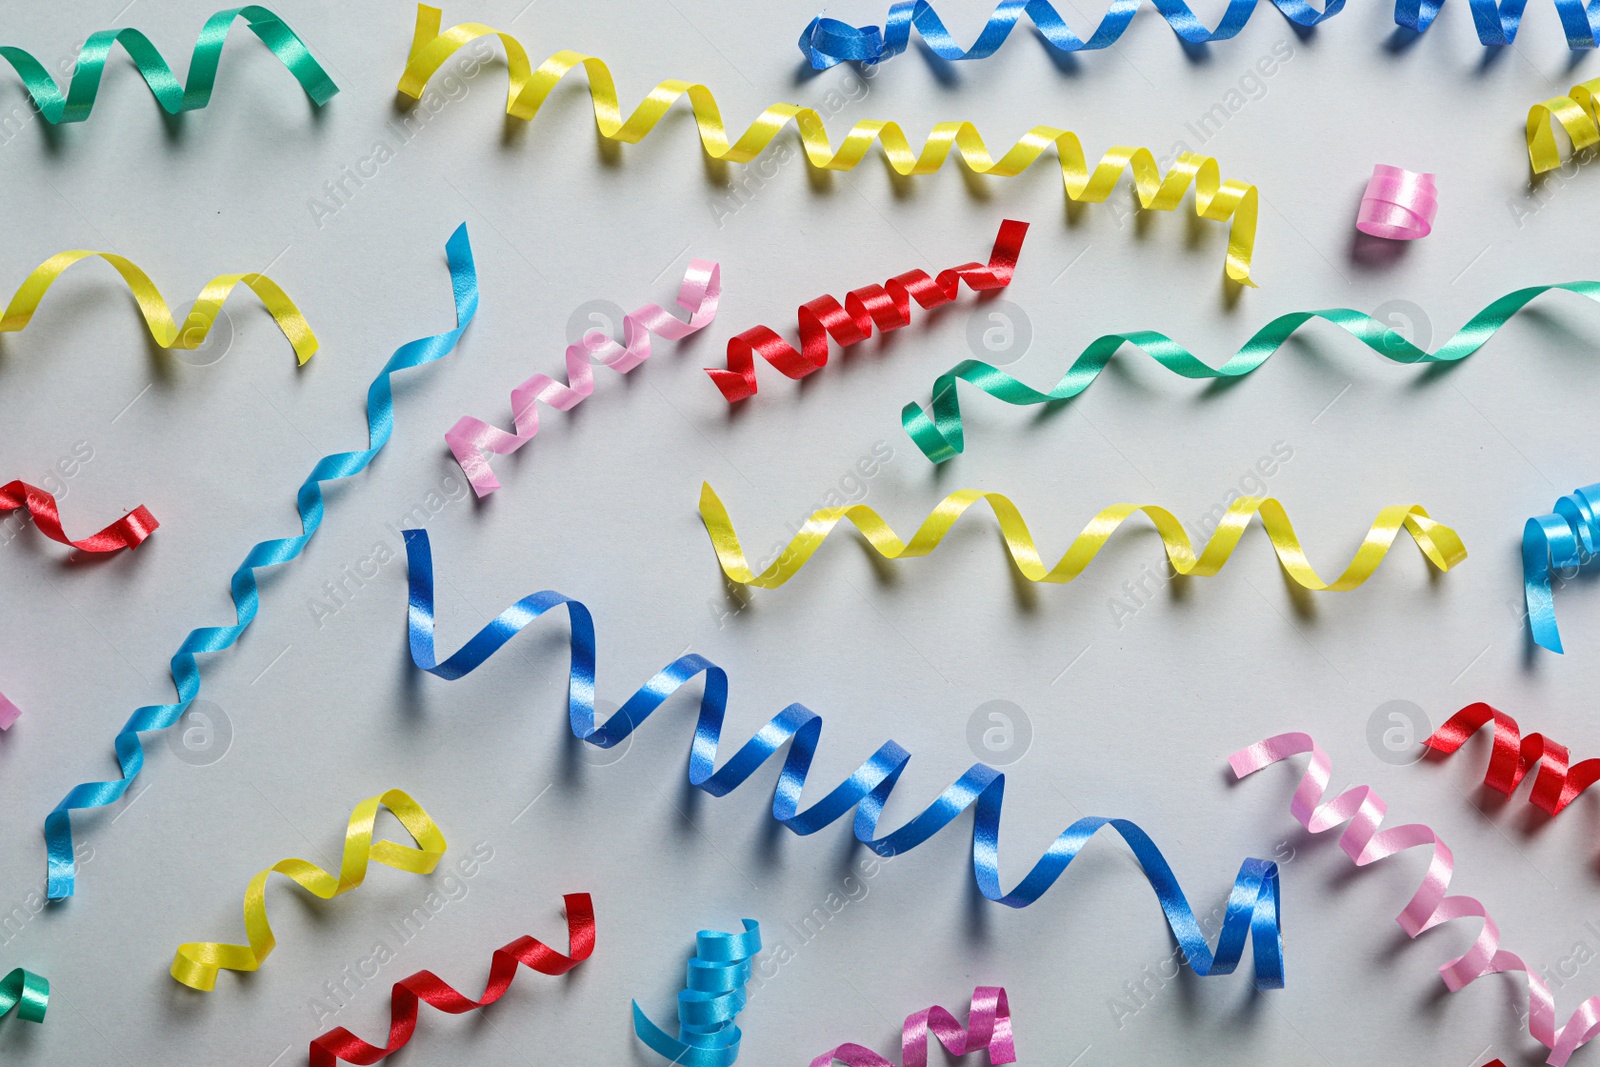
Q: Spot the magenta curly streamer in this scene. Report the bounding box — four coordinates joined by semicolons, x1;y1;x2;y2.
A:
810;987;1015;1067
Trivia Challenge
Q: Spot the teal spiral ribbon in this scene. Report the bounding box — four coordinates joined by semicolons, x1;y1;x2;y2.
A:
633;921;760;1067
1524;483;1600;654
0;6;336;125
0;968;48;1024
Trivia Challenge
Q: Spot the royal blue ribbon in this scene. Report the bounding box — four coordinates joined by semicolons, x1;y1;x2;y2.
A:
404;529;1285;989
42;226;479;901
633;921;760;1067
1524;483;1600;654
1395;0;1600;46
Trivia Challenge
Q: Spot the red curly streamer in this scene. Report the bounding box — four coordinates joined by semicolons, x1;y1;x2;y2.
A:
706;220;1028;401
308;893;594;1066
1424;703;1600;817
0;480;157;553
811;986;1016;1067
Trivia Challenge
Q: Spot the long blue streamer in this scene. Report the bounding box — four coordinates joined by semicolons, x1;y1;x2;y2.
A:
1394;0;1600;46
403;529;1286;989
1524;483;1600;654
42;225;479;901
632;921;760;1067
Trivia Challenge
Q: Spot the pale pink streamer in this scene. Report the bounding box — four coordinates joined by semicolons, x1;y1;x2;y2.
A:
1356;164;1437;240
446;261;722;496
0;690;17;730
1231;732;1600;1066
810;986;1016;1067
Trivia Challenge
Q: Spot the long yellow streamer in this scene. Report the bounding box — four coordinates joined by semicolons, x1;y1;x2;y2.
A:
699;483;1467;591
1527;78;1600;174
170;789;447;991
396;5;1260;285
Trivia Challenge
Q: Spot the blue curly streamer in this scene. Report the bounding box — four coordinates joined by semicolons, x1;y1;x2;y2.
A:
1524;482;1600;654
42;225;480;901
1394;0;1600;46
632;920;760;1067
403;529;1286;989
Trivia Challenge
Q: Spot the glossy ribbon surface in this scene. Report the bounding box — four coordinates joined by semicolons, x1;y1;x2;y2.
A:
309;894;594;1065
1424;703;1600;816
0;480;157;553
811;987;1015;1067
1395;0;1600;46
698;483;1466;591
634;921;760;1067
709;221;1025;402
1529;79;1600;173
448;260;721;496
1356;164;1436;240
398;6;1259;285
42;225;478;900
0;968;47;1024
0;6;336;124
403;529;1285;988
1524;482;1600;653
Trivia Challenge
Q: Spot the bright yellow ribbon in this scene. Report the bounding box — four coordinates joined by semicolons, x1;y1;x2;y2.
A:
699;483;1466;591
1527;78;1600;174
170;789;446;991
397;5;1260;286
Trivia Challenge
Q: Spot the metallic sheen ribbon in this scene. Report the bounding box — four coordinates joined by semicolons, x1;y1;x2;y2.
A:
42;225;478;901
171;789;447;991
403;529;1286;989
310;894;596;1066
0;6;336;124
0;480;157;553
0;968;47;1024
447;259;721;497
1529;79;1600;172
698;484;1466;591
634;921;760;1067
1424;703;1600;815
1395;0;1600;46
1355;164;1437;240
811;987;1015;1067
708;221;1026;402
397;5;1260;285
1525;483;1600;653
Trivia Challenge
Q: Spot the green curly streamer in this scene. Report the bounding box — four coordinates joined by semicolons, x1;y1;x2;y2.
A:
0;6;337;125
903;281;1600;463
0;968;47;1024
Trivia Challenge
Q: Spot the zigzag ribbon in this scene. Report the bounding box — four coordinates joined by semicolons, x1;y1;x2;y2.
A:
309;894;595;1066
0;480;157;553
402;528;1286;988
1529;79;1600;173
397;5;1260;285
171;789;447;991
1423;703;1600;815
634;920;759;1067
903;281;1600;463
41;224;478;901
697;483;1467;591
811;987;1015;1067
1233;733;1600;1066
707;221;1026;402
0;6;336;125
447;259;721;497
0;968;47;1024
1395;0;1600;46
1525;482;1600;653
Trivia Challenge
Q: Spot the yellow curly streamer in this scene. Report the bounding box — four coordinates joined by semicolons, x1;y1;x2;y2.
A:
699;483;1467;590
397;5;1260;286
1527;78;1600;174
170;789;446;991
0;250;317;363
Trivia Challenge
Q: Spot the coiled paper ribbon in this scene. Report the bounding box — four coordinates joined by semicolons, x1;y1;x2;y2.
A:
398;5;1260;285
902;281;1600;463
708;221;1025;402
1233;733;1600;1066
171;789;447;991
1355;165;1436;240
309;894;594;1065
1524;482;1600;653
1529;79;1600;173
42;225;478;901
1423;703;1599;816
403;529;1286;988
0;6;336;125
447;260;721;497
697;484;1466;592
0;480;157;553
811;987;1015;1067
634;921;760;1067
0;968;47;1024
1396;0;1600;46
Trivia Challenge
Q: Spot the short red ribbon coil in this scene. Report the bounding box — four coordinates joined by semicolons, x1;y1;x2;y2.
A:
0;480;156;552
1423;702;1600;816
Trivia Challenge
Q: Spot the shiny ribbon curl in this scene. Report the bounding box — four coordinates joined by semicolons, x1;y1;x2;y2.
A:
1524;482;1600;653
0;692;19;731
1395;0;1600;47
447;259;721;497
397;5;1260;286
1529;79;1600;173
698;483;1466;592
171;789;447;991
811;987;1015;1067
1356;164;1437;240
708;221;1025;403
903;281;1600;463
42;225;478;901
0;480;157;553
309;894;594;1066
403;528;1286;989
634;921;760;1067
0;6;336;125
1423;703;1600;816
0;968;47;1024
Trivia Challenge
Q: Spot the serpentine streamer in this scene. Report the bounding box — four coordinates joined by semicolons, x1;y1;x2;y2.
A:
811;987;1015;1067
1423;703;1600;817
1529;79;1600;173
1524;482;1600;653
0;968;47;1024
633;921;760;1067
402;528;1286;989
41;224;478;901
1395;0;1600;46
0;480;157;553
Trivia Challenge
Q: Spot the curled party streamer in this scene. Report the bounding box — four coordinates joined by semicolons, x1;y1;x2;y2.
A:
309;894;594;1066
0;481;156;554
1424;704;1600;816
634;921;759;1067
1355;165;1436;240
1396;0;1600;46
42;225;478;901
398;5;1260;285
1529;79;1600;173
1524;483;1600;653
0;691;19;731
1232;733;1600;1066
811;987;1015;1067
0;7;336;125
0;968;47;1023
401;528;1286;988
708;221;1025;402
447;259;721;496
171;790;446;991
697;483;1466;592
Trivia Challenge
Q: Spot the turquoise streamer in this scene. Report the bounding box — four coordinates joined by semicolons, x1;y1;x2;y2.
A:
0;968;47;1024
633;921;760;1067
1524;483;1600;654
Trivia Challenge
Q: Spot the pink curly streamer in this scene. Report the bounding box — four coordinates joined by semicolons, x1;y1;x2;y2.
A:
1231;732;1600;1066
0;691;18;730
810;986;1016;1067
445;260;722;496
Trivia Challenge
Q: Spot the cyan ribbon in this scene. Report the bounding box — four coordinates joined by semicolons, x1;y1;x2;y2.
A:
0;968;48;1024
1524;484;1600;654
633;921;760;1067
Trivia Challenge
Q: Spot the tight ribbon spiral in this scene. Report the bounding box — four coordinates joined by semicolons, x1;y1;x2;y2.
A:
42;225;478;901
1395;0;1600;47
403;528;1286;988
0;480;157;553
0;6;336;125
0;968;47;1024
1529;79;1600;173
811;987;1015;1067
1524;483;1600;653
397;6;1259;285
708;221;1025;402
1423;703;1600;816
634;921;760;1067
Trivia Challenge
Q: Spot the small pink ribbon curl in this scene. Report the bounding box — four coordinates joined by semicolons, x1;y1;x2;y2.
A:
1356;164;1437;240
810;987;1015;1067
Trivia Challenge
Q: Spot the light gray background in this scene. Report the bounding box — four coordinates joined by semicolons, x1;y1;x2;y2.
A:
0;1;1594;1064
